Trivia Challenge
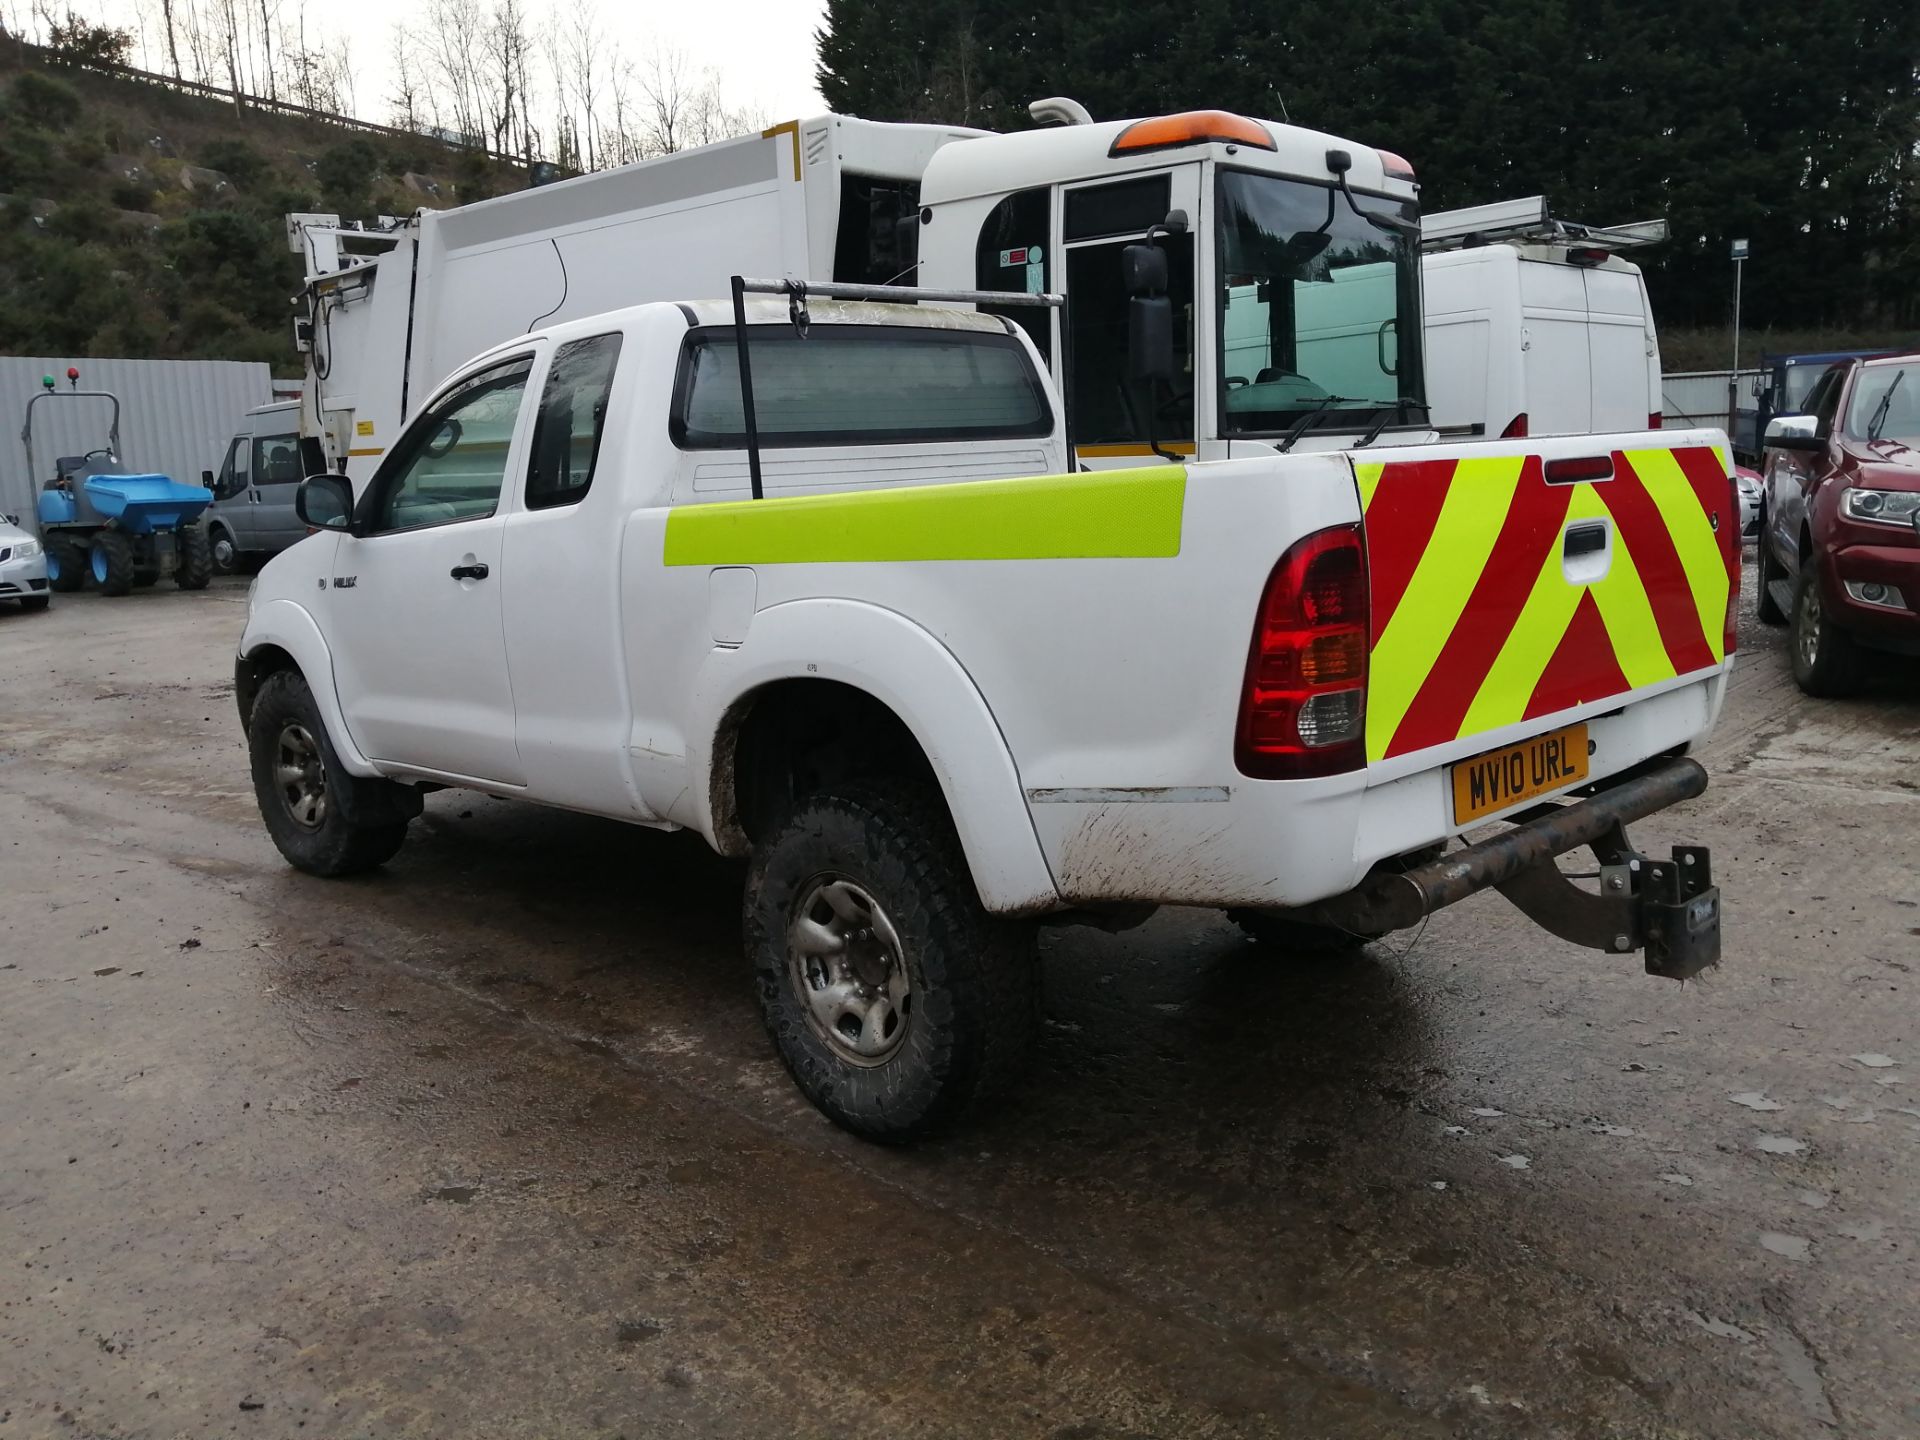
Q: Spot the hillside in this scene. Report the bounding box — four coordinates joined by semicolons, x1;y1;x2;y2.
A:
0;49;525;374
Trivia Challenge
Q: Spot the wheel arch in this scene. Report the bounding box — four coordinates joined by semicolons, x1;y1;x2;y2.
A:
692;600;1060;914
236;598;380;776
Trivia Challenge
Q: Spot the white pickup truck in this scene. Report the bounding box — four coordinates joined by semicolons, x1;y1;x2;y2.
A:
237;283;1738;1140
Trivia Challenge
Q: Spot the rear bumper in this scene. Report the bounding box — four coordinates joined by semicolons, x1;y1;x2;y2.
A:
1294;757;1720;979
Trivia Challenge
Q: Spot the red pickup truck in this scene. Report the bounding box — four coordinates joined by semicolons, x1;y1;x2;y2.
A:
1756;350;1920;694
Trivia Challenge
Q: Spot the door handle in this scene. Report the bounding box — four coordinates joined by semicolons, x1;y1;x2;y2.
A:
450;562;490;581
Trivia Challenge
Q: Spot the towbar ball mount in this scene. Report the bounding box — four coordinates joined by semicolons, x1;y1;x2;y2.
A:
1294;757;1721;981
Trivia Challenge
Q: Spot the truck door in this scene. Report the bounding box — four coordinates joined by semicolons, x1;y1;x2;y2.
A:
325;353;535;786
211;436;254;554
1519;260;1592;436
1581;265;1653;433
1058;169;1201;468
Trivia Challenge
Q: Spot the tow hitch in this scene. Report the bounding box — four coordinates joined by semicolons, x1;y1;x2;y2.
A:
1296;757;1721;980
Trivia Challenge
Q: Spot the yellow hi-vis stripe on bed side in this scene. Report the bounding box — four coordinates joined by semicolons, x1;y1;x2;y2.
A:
662;466;1186;566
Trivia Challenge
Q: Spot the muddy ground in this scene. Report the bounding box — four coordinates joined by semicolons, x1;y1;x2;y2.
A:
2;563;1916;1439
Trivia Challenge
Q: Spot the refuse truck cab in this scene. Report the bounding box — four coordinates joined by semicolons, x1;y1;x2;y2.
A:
26;370;215;597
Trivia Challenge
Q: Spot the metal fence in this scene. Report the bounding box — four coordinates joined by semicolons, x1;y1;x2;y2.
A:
2;356;273;528
1661;369;1761;431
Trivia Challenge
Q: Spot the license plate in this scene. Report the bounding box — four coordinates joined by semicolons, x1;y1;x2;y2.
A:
1451;723;1589;824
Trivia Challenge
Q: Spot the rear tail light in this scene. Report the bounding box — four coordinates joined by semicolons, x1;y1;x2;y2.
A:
1567;247;1608;267
1236;525;1369;779
1501;412;1529;439
1647;411;1664;429
1723;471;1741;655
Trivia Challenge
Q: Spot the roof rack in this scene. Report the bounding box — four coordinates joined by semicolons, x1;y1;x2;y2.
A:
1420;196;1668;253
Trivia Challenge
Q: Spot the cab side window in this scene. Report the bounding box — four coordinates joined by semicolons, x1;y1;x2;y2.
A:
366;355;533;534
250;433;303;485
1803;370;1843;435
526;333;622;510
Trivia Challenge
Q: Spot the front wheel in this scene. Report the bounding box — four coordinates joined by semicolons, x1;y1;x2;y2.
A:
91;531;134;596
1789;569;1867;698
18;595;50;612
247;669;411;875
744;782;1039;1142
209;525;241;576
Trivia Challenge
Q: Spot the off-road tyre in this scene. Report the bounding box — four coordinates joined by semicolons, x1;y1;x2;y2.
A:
1789;568;1867;698
1754;524;1787;626
208;523;242;576
91;530;134;596
745;781;1040;1143
45;537;85;592
17;594;50;612
175;524;213;590
247;669;411;876
1228;908;1380;955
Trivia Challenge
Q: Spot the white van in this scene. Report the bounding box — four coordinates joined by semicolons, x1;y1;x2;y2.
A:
1420;198;1665;441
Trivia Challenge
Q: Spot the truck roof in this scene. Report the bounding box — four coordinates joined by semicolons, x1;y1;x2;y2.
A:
919;113;1413;205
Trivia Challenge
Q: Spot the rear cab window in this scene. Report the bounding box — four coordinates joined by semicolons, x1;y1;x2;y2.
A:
527;333;622;509
671;324;1053;449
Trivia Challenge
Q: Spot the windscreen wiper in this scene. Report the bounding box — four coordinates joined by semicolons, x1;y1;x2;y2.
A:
1351;396;1427;448
1867;370;1904;441
1277;395;1361;452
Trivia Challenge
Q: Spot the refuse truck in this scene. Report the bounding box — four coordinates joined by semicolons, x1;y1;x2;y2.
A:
287;101;1443;483
26;369;214;596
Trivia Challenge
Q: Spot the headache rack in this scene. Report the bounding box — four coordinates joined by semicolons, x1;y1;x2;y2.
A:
727;275;1063;501
1421;196;1668;254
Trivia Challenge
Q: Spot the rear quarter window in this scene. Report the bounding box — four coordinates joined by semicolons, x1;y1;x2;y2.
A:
671;325;1053;449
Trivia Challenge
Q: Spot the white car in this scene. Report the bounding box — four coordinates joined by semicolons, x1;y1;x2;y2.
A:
0;516;50;612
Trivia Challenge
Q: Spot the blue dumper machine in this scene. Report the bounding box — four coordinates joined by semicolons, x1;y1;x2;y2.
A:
27;368;214;596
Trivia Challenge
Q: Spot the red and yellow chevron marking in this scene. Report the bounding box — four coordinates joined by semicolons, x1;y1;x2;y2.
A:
1357;443;1735;763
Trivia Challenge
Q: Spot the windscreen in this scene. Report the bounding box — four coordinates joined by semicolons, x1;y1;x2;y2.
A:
1845;363;1919;443
673;325;1053;448
1216;170;1423;436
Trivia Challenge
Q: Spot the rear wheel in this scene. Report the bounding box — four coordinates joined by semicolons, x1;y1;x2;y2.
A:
744;781;1039;1142
90;531;134;596
45;538;84;592
1228;909;1380;955
1755;522;1787;626
175;524;212;590
1790;569;1867;698
247;669;412;875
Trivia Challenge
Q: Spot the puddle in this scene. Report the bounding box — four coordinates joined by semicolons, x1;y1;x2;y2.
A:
1496;1154;1531;1170
1754;1135;1807;1155
1730;1092;1783;1111
1759;1232;1812;1262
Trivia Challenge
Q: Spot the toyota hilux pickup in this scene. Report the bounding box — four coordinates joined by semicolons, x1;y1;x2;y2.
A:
236;284;1739;1140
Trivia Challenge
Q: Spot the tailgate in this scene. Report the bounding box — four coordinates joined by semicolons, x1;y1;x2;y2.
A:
1355;434;1737;765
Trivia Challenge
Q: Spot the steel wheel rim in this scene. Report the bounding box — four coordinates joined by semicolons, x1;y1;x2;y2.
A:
786;876;912;1066
1797;584;1822;669
274;722;328;830
91;546;108;583
212;533;235;569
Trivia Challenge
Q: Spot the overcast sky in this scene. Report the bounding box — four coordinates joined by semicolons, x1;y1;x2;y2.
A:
86;0;831;131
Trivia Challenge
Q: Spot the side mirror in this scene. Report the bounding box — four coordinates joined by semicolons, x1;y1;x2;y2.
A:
200;468;216;492
1128;295;1175;384
1763;415;1824;453
296;474;356;532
